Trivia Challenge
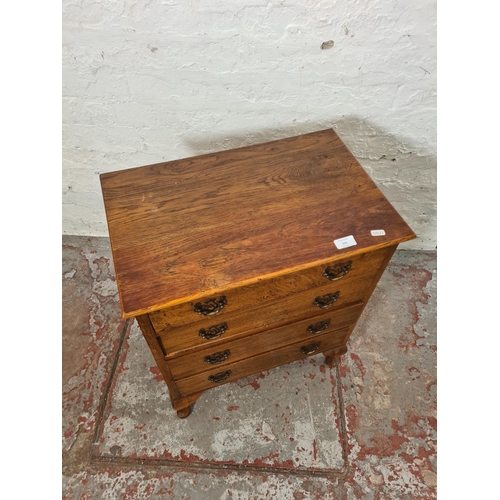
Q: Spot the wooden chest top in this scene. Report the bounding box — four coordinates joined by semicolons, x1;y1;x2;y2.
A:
100;129;416;318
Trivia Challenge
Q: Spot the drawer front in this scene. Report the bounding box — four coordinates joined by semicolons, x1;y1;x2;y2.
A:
156;273;372;355
166;303;363;378
149;247;389;332
175;327;350;396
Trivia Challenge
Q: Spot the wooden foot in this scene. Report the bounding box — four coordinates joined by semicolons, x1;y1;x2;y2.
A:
176;405;193;419
324;345;348;368
173;392;202;419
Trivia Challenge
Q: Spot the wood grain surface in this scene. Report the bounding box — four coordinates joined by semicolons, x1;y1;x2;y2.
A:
175;326;350;396
165;306;363;378
100;129;416;318
149;246;388;332
154;274;371;355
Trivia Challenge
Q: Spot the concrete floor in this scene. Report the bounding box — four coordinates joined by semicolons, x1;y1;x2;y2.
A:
62;235;436;499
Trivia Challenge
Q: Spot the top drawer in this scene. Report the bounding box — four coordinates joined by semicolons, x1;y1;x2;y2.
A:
149;246;389;332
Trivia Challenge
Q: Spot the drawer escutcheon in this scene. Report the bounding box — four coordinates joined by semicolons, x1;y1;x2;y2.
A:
204;349;231;365
322;261;352;281
199;322;228;340
300;342;321;355
313;291;340;309
208;370;232;383
307;319;331;335
193;296;227;316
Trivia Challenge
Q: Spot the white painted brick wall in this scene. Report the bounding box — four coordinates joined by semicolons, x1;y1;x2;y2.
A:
63;0;436;250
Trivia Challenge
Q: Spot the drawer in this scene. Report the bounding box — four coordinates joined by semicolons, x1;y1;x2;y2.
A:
175;326;350;396
166;303;363;378
149;247;389;332
156;272;373;355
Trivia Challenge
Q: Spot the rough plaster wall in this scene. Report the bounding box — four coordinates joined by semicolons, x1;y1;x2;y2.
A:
62;0;436;250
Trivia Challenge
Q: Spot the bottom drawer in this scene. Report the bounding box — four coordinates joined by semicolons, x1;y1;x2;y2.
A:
175;326;350;396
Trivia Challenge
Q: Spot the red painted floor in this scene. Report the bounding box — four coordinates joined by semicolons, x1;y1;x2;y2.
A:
62;235;436;499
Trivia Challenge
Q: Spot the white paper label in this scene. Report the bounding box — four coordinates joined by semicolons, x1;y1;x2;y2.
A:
371;229;386;236
334;235;357;249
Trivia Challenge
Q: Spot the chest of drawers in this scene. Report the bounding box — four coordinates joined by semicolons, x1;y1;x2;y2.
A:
100;129;416;418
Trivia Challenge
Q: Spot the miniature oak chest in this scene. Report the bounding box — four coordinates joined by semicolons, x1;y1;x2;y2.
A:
100;129;416;418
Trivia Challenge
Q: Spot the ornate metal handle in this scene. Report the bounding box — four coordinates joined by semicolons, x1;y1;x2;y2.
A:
301;342;321;355
199;322;228;340
208;370;232;383
307;319;331;335
193;296;227;316
313;291;340;309
204;349;231;365
322;261;352;281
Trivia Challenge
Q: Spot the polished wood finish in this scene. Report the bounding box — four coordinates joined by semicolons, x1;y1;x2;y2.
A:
148;246;388;331
155;269;374;356
176;406;193;419
324;244;398;368
135;314;202;413
324;345;348;368
135;314;181;402
175;326;351;396
100;129;416;318
166;306;362;379
100;129;416;417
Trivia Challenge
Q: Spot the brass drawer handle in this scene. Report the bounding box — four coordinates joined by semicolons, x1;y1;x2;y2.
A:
193;296;227;316
208;370;231;383
301;342;321;355
199;322;228;340
307;319;331;335
322;261;352;281
313;291;340;309
204;349;231;365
